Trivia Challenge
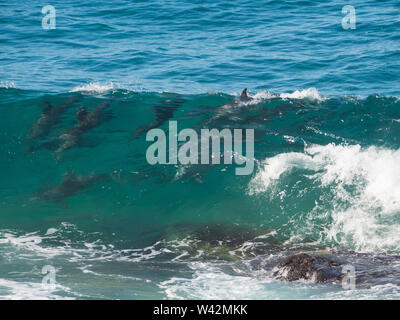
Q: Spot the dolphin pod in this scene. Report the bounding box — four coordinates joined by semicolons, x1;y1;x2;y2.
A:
28;88;285;204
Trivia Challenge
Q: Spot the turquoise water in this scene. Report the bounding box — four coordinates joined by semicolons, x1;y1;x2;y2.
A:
1;1;400;299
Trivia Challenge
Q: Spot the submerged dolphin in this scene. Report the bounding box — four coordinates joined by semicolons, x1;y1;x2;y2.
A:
24;139;60;154
131;97;185;139
35;171;110;205
56;100;113;153
204;88;253;125
241;102;303;124
27;97;78;140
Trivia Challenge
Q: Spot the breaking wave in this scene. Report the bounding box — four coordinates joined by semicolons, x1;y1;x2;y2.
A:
1;86;400;299
249;144;400;253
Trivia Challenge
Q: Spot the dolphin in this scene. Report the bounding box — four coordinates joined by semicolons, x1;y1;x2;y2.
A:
56;100;113;153
131;97;185;139
203;88;253;125
27;97;78;140
241;102;303;124
35;171;110;205
24;139;60;154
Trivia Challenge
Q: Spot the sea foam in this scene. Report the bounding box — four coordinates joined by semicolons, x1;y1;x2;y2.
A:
70;81;115;93
248;144;400;253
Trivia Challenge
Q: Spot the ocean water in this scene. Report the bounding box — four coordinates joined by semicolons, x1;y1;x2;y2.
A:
1;0;400;299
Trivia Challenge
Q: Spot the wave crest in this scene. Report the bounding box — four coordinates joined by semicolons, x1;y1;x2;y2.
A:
248;144;400;253
70;81;115;93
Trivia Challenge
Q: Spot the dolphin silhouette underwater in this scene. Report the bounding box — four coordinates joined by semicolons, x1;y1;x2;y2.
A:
34;171;111;205
27;97;79;140
56;100;113;153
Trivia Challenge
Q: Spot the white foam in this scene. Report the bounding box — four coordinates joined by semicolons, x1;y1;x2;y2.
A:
159;261;400;299
248;152;318;195
159;262;276;299
248;143;400;253
0;81;16;89
250;90;277;101
158;261;357;300
0;278;74;300
0;223;112;261
45;228;58;236
227;87;325;107
317;283;400;300
245;87;325;103
70;81;115;93
280;87;324;101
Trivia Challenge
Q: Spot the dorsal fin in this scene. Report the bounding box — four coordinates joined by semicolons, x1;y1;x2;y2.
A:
240;88;249;101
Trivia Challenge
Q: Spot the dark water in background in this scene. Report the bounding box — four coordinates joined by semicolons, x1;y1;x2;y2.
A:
0;1;400;299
